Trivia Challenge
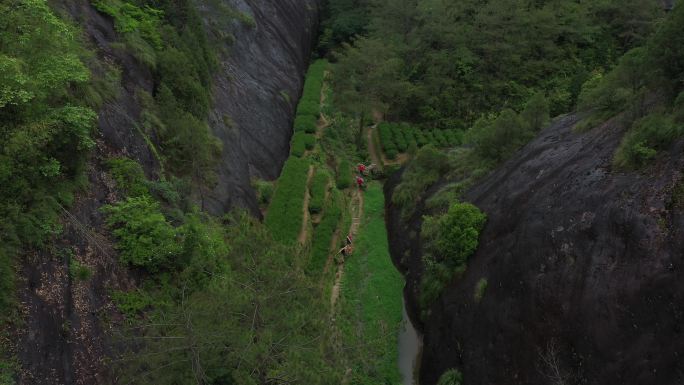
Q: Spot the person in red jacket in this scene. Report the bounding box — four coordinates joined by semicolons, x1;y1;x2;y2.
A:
358;163;366;175
356;176;365;188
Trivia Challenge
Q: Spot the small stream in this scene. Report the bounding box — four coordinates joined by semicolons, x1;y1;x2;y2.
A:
398;296;422;385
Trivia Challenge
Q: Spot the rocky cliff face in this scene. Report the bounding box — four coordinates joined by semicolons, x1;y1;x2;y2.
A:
199;0;320;215
15;1;319;383
386;115;684;385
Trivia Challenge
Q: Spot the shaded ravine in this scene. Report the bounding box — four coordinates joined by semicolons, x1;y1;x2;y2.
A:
399;296;423;385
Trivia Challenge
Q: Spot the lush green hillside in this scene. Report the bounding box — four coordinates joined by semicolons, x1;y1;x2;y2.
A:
1;4;96;373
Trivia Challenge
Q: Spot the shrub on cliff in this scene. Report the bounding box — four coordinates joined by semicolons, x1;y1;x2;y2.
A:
437;369;463;385
614;113;682;169
102;196;181;272
420;201;486;307
422;202;487;267
392;145;449;210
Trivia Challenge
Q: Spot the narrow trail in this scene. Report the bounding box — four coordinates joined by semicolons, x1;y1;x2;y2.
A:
298;165;315;245
330;188;364;311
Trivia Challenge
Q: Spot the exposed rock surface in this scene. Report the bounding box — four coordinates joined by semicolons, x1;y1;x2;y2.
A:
15;1;320;383
199;0;320;215
386;114;684;385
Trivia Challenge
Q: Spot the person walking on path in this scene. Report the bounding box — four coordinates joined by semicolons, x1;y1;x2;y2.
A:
356;176;365;189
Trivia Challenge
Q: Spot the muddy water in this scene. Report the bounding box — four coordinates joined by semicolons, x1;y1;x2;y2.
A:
398;296;422;385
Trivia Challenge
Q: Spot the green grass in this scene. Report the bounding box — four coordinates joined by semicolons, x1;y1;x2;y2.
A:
299;60;327;106
336;160;353;189
291;132;309;157
338;183;403;384
309;168;330;214
307;190;342;274
265;157;311;244
294;114;318;134
293;60;327;136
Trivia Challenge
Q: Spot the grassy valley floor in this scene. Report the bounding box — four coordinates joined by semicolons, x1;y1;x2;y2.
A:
337;182;404;384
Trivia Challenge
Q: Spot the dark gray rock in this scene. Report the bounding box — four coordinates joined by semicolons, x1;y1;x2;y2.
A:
199;0;320;216
387;115;684;385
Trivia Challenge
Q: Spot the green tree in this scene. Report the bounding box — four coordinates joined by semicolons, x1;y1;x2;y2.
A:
422;202;487;267
102;196;181;272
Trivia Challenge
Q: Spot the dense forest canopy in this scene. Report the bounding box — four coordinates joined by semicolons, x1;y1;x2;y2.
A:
330;0;664;128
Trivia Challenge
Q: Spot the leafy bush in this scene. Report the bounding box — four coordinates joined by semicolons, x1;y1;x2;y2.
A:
291;132;309;157
300;60;327;101
424;130;436;146
253;180;275;205
92;1;164;49
336;160;353;189
177;213;230;288
401;124;417;144
422;202;487;267
293;59;327;134
264;157;311;243
420;202;486;306
304;134;316;150
385;147;398;160
70;259;93;282
309;169;330;214
467;109;532;163
108;157;149;197
413;130;427;147
110;289;153;319
391;124;408;152
308;190;342;274
378;123;395;152
444;129;463;146
437;369;463;385
392;146;449;209
296;99;320;117
102;196;182;272
614;113;683;169
433;129;447;147
294;114;318;133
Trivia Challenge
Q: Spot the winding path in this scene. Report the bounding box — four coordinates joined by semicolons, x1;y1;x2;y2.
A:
330;188;364;311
